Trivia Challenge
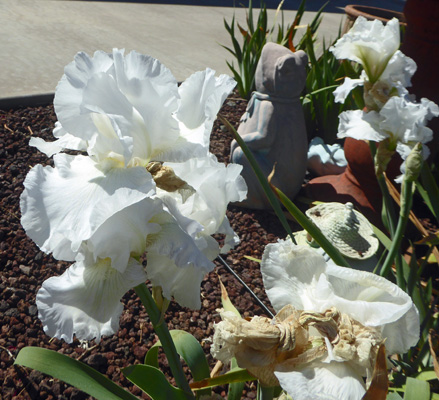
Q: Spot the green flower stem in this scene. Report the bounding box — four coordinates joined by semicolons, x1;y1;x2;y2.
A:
135;284;194;398
257;384;274;400
376;169;405;285
376;173;397;237
369;141;397;237
379;180;415;289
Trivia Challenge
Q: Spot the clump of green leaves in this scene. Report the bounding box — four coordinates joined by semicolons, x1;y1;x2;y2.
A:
221;0;325;100
301;30;362;144
222;0;361;144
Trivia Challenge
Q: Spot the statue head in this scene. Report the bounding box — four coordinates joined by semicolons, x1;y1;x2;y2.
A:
255;43;308;98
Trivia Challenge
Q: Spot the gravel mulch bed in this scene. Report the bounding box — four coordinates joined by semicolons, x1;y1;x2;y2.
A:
0;93;300;400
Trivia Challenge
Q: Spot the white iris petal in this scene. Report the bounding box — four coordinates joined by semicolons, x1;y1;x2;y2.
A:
111;49;181;160
146;251;212;309
146;211;213;272
330;17;400;82
177;70;236;151
275;362;367;400
20;153;156;262
337;109;386;142
145;210;218;308
164;154;247;236
36;258;147;343
333;77;364;104
29;122;87;157
379;96;439;145
380;50;417;91
55;50;115;142
79;198;162;272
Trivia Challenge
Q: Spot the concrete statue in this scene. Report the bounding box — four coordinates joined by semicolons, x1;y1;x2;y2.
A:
230;42;308;209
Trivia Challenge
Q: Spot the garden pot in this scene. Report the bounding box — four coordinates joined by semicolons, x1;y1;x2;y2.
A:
343;4;406;34
401;0;439;160
304;137;401;230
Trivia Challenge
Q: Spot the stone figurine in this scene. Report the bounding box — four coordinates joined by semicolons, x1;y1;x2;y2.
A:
230;43;308;209
307;136;347;177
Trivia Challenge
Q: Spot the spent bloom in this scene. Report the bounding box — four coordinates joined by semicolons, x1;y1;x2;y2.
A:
330;17;416;108
213;240;419;399
21;49;247;342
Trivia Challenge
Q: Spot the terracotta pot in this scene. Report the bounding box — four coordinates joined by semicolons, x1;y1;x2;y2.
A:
304;138;401;230
401;0;439;160
343;4;406;34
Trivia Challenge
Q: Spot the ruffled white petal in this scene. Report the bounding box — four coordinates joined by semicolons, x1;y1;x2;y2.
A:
36;258;146;343
333;78;364;104
164;155;247;236
112;49;180;160
54;49;235;167
379;96;438;145
79;71;140;163
145;250;212;309
55;50;115;141
324;262;419;354
176;69;236;152
261;241;328;312
146;211;212;271
275;361;366;400
20;153;156;262
145;210;217;308
261;240;420;354
83;53;182;164
29;122;87;157
330;17;400;81
217;216;240;253
79;198;162;272
421;97;439;121
153;70;235;162
380;50;417;90
337;110;387;142
54;49;182;165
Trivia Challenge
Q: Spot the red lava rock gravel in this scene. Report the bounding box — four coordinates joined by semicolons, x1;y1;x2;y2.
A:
0;93;299;400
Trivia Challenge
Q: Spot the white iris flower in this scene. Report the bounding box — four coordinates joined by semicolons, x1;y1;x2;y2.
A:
338;96;439;179
330;17;416;106
21;49;246;342
260;240;419;400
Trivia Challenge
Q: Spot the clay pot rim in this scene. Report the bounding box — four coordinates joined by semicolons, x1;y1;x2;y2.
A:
345;4;407;25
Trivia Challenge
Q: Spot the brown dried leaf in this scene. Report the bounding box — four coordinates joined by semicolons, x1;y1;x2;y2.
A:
428;331;439;380
287;24;296;52
361;343;388;400
237;23;250;43
267;163;277;185
415;233;439;246
218;274;241;317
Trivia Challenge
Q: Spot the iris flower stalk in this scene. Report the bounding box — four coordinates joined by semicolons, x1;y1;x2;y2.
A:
331;15;439;284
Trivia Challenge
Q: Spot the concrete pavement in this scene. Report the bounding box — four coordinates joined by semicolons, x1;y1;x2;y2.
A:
0;0;345;102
